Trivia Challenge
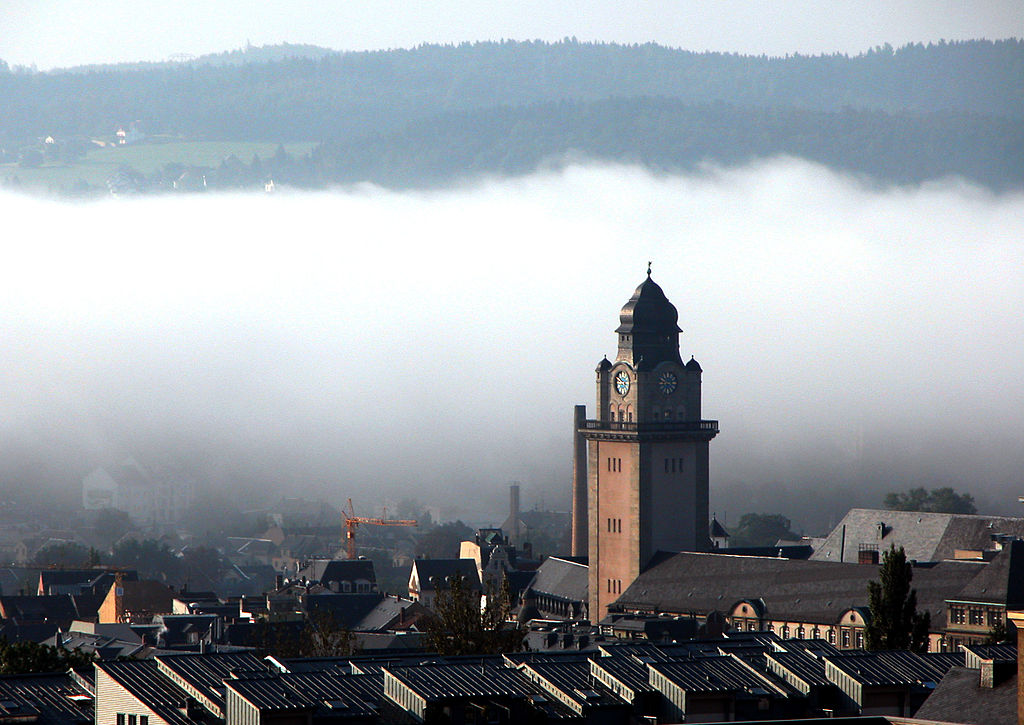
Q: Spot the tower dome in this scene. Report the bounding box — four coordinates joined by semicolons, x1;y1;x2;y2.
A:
614;268;683;369
616;272;682;337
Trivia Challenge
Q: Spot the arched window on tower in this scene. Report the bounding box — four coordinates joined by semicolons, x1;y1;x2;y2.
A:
652;407;660;421
617;406;624;421
677;406;686;420
625;405;633;422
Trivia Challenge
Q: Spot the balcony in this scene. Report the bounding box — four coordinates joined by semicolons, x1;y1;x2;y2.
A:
580;419;719;434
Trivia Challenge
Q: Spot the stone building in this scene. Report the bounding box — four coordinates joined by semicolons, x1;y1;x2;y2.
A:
573;270;719;619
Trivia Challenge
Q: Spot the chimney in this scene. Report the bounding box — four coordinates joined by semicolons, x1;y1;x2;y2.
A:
980;659;1015;689
571;404;588;556
509;482;521;544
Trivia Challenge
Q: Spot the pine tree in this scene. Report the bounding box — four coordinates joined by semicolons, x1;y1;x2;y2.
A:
866;545;931;652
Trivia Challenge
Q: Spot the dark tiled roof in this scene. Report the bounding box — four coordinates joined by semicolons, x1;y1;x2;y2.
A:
0;595;79;625
766;651;831;687
955;540;1024;606
823;650;961;687
0;673;93;725
410;560;481;591
521;660;622;709
384;663;538;700
96;660;194;725
589;655;656;695
527;557;587;604
304;593;384;629
616;551;984;624
649;655;787;695
155;652;267;711
913;665;1016;725
225;672;382;718
297;559;376;587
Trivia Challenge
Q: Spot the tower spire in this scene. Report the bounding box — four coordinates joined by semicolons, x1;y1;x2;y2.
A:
647;260;652;277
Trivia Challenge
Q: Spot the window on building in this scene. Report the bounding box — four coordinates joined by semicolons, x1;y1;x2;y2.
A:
855;631;864;649
117;716;125;725
140;717;148;725
950;607;966;625
781;626;789;639
766;624;774;632
969;609;985;626
812;628;820;639
989;610;1003;627
128;716;136;725
828;629;836;645
748;623;757;631
797;627;805;639
842;630;851;648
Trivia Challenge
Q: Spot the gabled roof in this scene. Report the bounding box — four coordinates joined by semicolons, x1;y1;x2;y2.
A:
410;560;481;591
303;593;385;629
811;508;1024;563
95;660;195;725
297;559;376;586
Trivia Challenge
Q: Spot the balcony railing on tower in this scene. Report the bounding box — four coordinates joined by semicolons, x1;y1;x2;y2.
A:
580;419;719;433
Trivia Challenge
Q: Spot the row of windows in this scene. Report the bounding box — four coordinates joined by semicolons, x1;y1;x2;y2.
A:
606;457;622;472
950;606;1001;627
663;458;686;474
606;518;622;533
610;407;689;421
116;715;149;725
606;579;622;594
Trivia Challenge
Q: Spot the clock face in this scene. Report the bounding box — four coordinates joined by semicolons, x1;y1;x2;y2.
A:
614;371;630;395
658;372;678;395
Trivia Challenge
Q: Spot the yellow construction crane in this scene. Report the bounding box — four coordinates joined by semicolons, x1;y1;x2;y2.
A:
343;498;417;560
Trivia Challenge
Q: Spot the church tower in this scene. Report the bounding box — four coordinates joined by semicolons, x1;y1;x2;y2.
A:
575;269;719;620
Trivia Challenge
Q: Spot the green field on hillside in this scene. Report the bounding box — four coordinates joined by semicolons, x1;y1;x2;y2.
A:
1;140;316;192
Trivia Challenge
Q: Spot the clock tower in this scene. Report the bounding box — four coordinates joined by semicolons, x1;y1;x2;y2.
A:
574;269;719;619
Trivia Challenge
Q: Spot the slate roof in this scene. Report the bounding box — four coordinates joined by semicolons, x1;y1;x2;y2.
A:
410;559;481;591
297;559;376;587
0;594;88;627
352;596;429;631
913;665;1017;725
304;593;385;629
954;540;1024;606
811;508;1024;563
615;551;985;625
527;556;588;604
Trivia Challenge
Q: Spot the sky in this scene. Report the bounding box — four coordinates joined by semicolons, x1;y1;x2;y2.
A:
1;159;1022;529
1;0;1022;69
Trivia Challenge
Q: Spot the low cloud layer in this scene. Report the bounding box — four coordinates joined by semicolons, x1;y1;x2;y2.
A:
2;159;1022;530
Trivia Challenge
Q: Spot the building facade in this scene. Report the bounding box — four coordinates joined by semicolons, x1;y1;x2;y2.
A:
575;271;719;619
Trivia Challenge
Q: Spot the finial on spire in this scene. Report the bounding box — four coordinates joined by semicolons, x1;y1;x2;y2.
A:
647;260;652;277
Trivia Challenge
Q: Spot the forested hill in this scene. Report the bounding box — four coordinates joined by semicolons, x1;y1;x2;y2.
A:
2;38;1022;191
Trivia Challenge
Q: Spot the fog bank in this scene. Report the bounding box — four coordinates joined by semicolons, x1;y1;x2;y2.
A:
1;159;1021;530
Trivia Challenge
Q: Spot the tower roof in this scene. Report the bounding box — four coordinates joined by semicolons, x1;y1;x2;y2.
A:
615;271;681;336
